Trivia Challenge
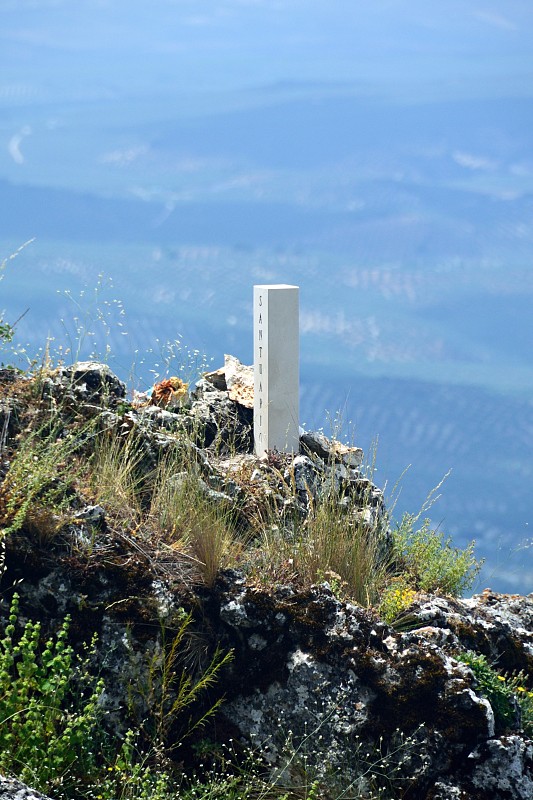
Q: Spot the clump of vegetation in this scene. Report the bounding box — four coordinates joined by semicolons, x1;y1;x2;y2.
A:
128;608;234;749
0;591;414;800
259;489;390;607
0;417;87;537
88;427;147;525
0;593;105;796
376;511;482;626
0;319;13;345
390;514;481;597
148;451;242;587
456;651;533;737
85;426;243;586
0;307;500;799
378;577;418;625
95;729;175;800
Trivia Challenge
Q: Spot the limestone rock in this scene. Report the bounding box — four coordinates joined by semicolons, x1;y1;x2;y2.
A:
300;429;364;468
0;776;53;800
204;354;254;409
222;354;254;409
287;454;321;507
189;377;253;453
469;736;533;799
42;360;126;406
395;591;533;675
212;574;533;799
1;360;531;799
74;504;106;526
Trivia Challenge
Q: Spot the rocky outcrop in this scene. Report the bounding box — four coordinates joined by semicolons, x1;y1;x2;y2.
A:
204;353;254;408
212;576;533;799
0;360;531;799
42;360;126;406
0;777;53;800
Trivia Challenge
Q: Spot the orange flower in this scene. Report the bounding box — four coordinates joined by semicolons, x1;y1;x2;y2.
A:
151;377;188;407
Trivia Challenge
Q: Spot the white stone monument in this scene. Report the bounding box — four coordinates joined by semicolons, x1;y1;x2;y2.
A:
253;284;299;457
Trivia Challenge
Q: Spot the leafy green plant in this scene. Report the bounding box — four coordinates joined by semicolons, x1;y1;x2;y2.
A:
0;593;105;796
0;319;13;344
456;650;533;735
0;418;87;536
378;577;417;625
97;729;174;800
390;515;482;597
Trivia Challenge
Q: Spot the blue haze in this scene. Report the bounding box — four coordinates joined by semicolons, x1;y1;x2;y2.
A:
1;0;532;592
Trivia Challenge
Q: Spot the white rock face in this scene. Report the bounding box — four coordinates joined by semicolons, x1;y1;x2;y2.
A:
0;776;53;800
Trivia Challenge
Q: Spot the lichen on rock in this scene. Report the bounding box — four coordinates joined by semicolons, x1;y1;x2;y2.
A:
0;359;531;799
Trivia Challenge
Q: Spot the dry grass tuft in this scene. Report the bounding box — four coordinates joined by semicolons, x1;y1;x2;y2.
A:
149;452;243;587
88;429;146;525
259;497;389;606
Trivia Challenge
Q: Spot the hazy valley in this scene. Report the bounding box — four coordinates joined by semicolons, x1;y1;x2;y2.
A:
1;1;532;592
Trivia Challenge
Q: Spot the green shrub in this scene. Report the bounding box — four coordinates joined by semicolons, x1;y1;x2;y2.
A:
391;514;482;597
0;418;86;536
378;577;417;625
97;729;174;800
0;593;105;796
0;318;13;343
456;650;533;736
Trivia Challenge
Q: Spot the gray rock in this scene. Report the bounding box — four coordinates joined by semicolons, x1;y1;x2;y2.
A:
189;379;253;453
74;504;106;525
213;574;533;799
286;454;321;507
42;360;126;406
135;405;185;432
196;476;234;506
429;781;466;799
3;359;532;799
300;430;363;468
397;591;533;676
0;776;54;800
469;736;533;800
